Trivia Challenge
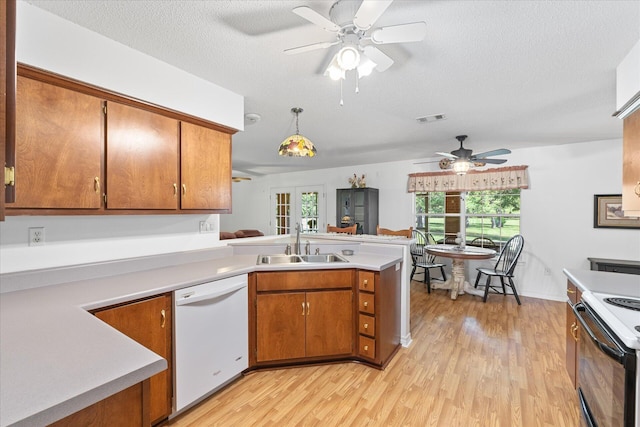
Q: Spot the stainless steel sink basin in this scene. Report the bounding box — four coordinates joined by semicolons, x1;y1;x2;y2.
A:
257;255;303;264
257;253;348;265
300;254;348;263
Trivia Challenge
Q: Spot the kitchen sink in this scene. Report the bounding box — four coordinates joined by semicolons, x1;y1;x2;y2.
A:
300;254;348;263
257;255;304;264
257;253;348;265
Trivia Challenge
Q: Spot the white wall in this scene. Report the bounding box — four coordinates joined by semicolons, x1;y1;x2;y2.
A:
221;139;640;301
16;2;244;131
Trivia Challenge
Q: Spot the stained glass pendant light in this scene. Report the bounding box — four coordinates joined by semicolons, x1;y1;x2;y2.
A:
278;107;317;157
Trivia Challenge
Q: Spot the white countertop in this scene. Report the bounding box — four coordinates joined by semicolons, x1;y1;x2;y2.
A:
0;248;401;427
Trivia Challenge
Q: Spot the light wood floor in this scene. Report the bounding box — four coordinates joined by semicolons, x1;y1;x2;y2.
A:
167;280;580;426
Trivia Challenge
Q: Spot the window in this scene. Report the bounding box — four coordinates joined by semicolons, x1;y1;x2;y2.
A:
415;189;520;249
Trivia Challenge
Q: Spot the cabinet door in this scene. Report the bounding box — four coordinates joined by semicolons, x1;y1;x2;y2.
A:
305;290;353;357
12;76;102;208
106;102;178;209
94;294;172;425
180;122;231;210
256;292;306;362
622;108;640;213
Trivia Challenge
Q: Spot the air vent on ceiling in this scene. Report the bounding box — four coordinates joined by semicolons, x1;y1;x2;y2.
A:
416;114;447;124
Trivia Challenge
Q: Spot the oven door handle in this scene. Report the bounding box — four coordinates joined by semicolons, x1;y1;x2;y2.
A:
572;302;625;363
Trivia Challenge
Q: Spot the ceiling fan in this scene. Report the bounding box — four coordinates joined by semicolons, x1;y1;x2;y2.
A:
284;0;427;78
415;135;511;173
436;135;511;165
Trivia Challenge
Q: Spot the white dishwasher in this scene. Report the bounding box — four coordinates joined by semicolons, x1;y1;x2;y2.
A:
173;274;248;413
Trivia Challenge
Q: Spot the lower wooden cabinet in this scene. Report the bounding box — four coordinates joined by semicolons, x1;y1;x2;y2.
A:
93;294;172;425
565;280;581;389
251;267;401;369
47;380;150;427
356;267;401;367
255;271;354;363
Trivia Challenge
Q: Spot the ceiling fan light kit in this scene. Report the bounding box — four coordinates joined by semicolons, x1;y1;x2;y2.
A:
278;108;317;158
287;0;427;104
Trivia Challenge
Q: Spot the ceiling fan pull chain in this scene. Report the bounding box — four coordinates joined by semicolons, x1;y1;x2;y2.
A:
340;79;344;106
355;69;360;94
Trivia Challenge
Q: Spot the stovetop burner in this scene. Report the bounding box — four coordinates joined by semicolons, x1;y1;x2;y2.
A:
604;297;640;311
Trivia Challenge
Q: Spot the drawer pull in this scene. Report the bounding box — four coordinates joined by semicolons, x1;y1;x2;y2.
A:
364;323;369;330
364;345;369;351
363;301;368;308
363;279;368;287
567;289;575;294
160;309;166;328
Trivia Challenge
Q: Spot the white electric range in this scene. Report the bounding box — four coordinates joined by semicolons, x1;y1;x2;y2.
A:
564;268;640;427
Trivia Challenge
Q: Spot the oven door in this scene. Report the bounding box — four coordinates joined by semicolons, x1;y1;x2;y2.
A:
573;302;636;427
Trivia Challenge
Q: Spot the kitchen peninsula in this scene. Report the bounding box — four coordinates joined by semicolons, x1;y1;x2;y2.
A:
0;237;403;427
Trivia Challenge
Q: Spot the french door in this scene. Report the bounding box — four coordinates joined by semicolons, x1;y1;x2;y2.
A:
270;185;325;235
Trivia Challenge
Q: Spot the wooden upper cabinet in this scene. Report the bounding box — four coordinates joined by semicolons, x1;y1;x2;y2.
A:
106;102;179;210
11;76;103;209
180;122;231;211
622;108;640;214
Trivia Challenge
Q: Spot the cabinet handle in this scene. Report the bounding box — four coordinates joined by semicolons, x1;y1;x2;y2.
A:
566;289;575;294
173;183;178;196
364;345;369;351
571;322;578;342
94;177;100;193
306;302;310;315
302;302;305;316
160;309;166;328
182;184;186;195
363;279;368;287
364;323;369;330
363;301;368;308
635;181;640;198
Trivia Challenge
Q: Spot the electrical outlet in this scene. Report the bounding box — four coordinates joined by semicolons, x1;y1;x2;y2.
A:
29;227;45;246
199;221;215;234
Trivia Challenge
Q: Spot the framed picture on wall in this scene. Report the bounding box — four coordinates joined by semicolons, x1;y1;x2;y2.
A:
594;194;640;229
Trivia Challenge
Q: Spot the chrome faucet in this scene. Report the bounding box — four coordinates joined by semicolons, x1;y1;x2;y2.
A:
294;223;301;255
305;240;311;255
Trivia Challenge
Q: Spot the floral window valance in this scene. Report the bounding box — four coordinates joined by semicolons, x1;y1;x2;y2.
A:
407;165;529;193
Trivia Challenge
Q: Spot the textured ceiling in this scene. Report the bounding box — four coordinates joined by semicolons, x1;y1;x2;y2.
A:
25;0;640;176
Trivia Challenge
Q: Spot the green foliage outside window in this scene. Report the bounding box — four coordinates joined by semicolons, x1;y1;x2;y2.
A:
416;190;520;246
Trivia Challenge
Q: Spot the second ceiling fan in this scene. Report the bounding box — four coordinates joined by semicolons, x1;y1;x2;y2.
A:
285;0;427;79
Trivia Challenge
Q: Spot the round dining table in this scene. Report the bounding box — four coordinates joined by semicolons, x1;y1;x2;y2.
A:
425;244;497;300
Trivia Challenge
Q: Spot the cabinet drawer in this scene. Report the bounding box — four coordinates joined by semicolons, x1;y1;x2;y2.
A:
359;336;376;359
257;270;353;291
358;292;375;314
358;314;375;337
358;271;375;292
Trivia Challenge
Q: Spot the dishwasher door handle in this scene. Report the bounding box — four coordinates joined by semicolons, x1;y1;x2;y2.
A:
176;281;247;306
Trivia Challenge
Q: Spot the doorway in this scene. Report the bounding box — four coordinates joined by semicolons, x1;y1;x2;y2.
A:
270;185;325;235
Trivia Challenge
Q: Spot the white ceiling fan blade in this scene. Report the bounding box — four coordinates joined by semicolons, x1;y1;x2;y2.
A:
436;151;458;159
354;0;394;31
363;45;394;72
472;148;512;159
284;41;338;55
371;22;427;44
293;6;340;32
476;158;508;164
